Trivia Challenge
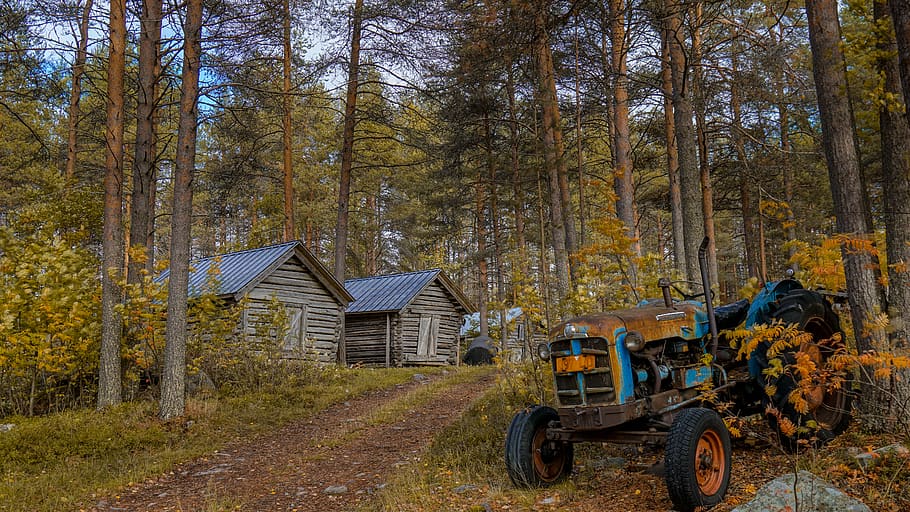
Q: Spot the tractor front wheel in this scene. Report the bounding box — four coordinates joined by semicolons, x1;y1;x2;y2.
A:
505;405;573;487
665;407;731;511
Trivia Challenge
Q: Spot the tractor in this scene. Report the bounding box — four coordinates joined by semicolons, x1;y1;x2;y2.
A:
505;238;853;511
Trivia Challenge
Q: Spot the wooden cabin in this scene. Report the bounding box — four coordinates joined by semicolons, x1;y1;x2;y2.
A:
344;269;475;366
159;241;353;363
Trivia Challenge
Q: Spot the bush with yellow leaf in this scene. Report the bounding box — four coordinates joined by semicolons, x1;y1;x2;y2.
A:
0;229;101;416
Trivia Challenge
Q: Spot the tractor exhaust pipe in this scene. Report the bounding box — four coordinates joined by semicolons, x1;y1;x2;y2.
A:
698;237;719;358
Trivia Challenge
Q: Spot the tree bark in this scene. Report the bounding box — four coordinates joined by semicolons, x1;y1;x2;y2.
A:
129;0;162;287
890;0;910;111
878;0;910;349
806;0;889;428
731;46;762;280
534;6;570;299
574;27;586;248
160;0;203;421
97;0;126;409
776;22;798;271
476;148;489;339
64;0;93;183
334;0;363;288
690;2;717;287
661;25;685;275
507;66;527;267
666;1;704;284
610;0;638;261
282;0;296;242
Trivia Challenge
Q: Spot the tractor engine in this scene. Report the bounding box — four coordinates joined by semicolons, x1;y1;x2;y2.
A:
541;301;723;430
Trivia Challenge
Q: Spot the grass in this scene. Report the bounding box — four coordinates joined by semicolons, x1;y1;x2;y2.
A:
0;364;447;512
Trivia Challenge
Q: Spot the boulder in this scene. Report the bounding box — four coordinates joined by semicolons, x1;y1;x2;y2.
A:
853;443;908;469
731;470;869;512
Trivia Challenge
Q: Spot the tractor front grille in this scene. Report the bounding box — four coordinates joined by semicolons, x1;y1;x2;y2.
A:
550;337;615;406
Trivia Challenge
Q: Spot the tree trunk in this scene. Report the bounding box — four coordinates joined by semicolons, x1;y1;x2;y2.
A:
890;0;910;110
876;0;910;424
610;0;638;262
667;1;704;284
488;113;507;352
129;0;162;287
574;27;586;248
507;66;527;267
731;47;762;280
97;0;126;409
661;25;685;275
806;0;889;428
534;7;570;299
334;0;363;285
476;155;489;339
690;2;717;287
64;0;93;182
777;23;798;271
282;0;296;242
160;0;203;421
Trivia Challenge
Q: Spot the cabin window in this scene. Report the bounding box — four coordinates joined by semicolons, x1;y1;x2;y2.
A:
417;315;440;356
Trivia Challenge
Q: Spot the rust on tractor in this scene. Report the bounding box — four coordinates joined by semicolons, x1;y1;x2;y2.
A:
550;303;706;343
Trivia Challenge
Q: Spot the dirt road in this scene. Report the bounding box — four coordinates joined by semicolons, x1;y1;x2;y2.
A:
94;371;495;512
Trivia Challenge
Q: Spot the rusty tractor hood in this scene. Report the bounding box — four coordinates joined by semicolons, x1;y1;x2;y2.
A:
549;302;710;343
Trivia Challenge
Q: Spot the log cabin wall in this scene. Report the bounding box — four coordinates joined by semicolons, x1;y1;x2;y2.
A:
345;312;394;365
398;281;462;365
241;255;343;363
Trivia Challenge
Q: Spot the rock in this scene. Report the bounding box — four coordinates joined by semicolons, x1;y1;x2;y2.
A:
193;464;230;477
0;424;14;433
453;484;477;494
731;470;870;512
324;485;348;495
412;373;428;382
854;443;908;468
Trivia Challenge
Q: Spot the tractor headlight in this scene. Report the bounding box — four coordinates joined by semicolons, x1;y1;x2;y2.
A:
537;343;551;361
563;323;577;338
624;331;645;352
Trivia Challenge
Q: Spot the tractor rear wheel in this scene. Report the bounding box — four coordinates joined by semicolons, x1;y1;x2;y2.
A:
505;405;573;487
752;289;853;451
665;407;731;511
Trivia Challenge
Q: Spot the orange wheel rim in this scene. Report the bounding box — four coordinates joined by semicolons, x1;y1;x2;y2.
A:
695;429;725;495
532;427;565;481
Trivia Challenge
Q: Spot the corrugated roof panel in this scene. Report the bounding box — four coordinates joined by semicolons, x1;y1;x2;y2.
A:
157;241;297;298
344;269;440;313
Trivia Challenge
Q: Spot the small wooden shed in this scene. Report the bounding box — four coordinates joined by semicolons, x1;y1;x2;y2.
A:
344;269;475;366
161;241;353;363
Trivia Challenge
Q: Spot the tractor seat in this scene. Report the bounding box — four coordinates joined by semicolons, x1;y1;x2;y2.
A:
714;299;750;330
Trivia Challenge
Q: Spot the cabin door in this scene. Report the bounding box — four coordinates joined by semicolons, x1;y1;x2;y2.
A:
282;304;309;355
416;315;440;357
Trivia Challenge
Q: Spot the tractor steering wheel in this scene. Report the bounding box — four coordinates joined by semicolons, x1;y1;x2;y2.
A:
669;280;713;302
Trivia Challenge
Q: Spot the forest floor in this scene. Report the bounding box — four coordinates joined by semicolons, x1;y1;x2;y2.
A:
88;367;905;512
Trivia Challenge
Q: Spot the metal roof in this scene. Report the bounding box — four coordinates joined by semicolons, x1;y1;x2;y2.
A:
345;269;443;313
156;241;352;304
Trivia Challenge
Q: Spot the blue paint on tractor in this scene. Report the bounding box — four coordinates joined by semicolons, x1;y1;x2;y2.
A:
675;365;712;389
635;368;649;383
570;338;586;403
745;279;803;328
613;326;635;404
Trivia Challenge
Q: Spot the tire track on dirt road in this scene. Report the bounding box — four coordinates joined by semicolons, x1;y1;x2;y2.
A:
93;368;496;512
